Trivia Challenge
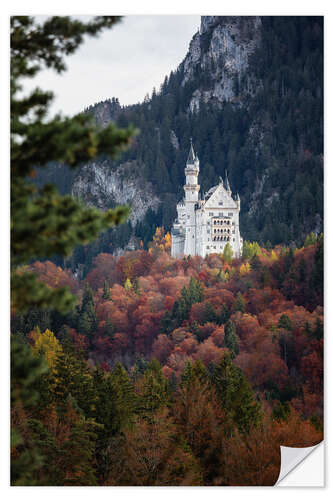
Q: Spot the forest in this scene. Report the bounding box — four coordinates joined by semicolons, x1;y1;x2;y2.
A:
11;231;323;485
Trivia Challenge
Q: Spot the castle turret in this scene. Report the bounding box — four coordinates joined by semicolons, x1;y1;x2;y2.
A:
225;170;232;196
236;192;240;210
184;139;200;203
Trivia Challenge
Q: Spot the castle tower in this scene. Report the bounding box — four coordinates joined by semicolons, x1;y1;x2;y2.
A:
183;140;200;255
184;139;200;203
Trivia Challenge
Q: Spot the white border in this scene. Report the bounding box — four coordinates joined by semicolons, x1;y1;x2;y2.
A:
1;0;331;497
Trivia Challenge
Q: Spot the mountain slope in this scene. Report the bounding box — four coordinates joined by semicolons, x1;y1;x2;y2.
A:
37;16;323;271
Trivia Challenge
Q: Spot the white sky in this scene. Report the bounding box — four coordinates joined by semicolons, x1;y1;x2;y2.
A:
23;15;200;116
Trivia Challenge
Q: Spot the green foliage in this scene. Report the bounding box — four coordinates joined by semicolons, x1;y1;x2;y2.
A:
11;337;49;485
11;337;48;409
102;280;111;300
211;353;261;434
201;301;218;324
272;401;291;422
137;360;171;418
219;304;231;325
224;320;239;359
242;241;261;261
223;242;234;263
161;277;204;333
233;292;246;313
304;232;318;247
77;282;97;340
278;314;292;331
11;16;134;313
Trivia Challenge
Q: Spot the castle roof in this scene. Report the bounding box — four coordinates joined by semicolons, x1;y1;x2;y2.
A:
225;170;231;192
202;182;237;209
187;139;196;164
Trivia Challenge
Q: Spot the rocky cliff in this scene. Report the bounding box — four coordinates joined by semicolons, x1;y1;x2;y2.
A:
182;16;261;111
72;159;160;226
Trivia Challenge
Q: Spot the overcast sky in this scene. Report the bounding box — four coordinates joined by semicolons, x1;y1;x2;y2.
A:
23;15;201;116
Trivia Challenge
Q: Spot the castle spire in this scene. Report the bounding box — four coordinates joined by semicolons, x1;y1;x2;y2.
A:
187;138;196;164
225;170;231;194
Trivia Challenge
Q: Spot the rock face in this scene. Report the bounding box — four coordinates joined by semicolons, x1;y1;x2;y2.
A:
182;16;261;111
86;98;122;128
72;160;160;225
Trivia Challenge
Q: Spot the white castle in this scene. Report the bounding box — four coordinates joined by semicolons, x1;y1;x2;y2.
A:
171;141;243;259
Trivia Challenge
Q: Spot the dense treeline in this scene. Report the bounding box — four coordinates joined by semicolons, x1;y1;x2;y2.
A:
35;16;323;268
11;234;323;485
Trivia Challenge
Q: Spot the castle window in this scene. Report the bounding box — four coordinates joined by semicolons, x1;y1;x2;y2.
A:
209;212;213;216
228;212;233;217
206;246;210;249
219;212;223;217
233;230;235;234
233;238;235;242
219;202;223;206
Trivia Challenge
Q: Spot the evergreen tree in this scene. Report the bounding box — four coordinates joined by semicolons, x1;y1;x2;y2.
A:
219;304;231;325
11;338;48;485
102;280;111;300
211;353;261;434
233;292;246;314
224;320;239;358
77;282;97;341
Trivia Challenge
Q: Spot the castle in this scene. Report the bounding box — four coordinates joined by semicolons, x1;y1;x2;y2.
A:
171;141;243;259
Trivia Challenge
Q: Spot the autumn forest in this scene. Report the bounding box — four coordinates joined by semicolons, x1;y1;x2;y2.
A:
11;230;323;485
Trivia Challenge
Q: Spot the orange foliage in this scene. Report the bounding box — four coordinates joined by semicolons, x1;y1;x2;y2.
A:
30;260;79;293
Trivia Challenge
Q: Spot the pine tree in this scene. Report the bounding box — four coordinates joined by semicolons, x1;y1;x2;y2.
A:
219;304;230;325
224;320;239;358
137;360;171;419
211;353;261;434
232;292;246;314
102;280;111;300
77;282;97;341
11;338;49;485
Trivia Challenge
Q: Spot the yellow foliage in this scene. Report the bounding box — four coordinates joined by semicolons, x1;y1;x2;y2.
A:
240;262;251;275
32;328;62;369
270;250;278;262
150;227;171;253
124;277;133;291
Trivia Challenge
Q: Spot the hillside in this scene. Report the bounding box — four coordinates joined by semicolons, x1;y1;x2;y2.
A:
12;236;323;485
36;16;323;274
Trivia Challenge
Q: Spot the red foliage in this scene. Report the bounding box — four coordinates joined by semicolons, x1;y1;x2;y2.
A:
85;253;117;290
29;260;79;293
151;334;173;364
